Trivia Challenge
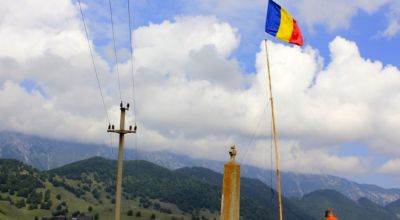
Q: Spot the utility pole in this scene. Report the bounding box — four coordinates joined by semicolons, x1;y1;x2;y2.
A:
107;102;136;220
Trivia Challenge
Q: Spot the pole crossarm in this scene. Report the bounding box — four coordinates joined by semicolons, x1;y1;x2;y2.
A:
107;130;136;134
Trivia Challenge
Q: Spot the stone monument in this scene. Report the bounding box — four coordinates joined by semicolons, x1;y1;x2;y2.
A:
220;145;240;220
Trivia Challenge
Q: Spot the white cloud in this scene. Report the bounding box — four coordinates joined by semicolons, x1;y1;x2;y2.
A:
242;140;366;175
0;0;115;142
378;159;400;174
383;20;400;38
132;16;240;76
248;37;400;157
381;2;400;38
0;0;86;61
0;81;108;143
182;0;397;33
1;0;400;179
294;0;393;30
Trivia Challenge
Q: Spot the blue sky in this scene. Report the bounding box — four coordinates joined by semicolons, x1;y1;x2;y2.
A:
87;0;398;163
305;9;399;70
80;0;400;72
1;0;400;188
79;0;400;188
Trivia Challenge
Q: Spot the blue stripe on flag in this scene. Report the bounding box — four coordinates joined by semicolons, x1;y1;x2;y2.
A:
265;0;282;36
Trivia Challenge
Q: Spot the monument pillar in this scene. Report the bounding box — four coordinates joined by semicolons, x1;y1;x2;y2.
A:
220;145;240;220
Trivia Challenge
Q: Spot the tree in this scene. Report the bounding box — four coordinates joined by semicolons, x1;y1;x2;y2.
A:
127;210;133;216
72;211;80;217
151;213;156;219
44;190;51;201
94;213;99;220
191;215;200;220
136;211;142;217
15;199;26;208
153;202;161;210
62;208;69;215
56;194;61;200
40;201;52;210
88;206;93;212
92;188;100;199
28;203;38;210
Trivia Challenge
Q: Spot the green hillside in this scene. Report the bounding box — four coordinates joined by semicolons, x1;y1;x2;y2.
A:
358;197;398;219
2;131;400;207
386;199;400;218
1;157;398;220
2;157;312;219
49;157;221;215
0;158;217;220
176;167;316;220
294;189;399;220
49;157;315;219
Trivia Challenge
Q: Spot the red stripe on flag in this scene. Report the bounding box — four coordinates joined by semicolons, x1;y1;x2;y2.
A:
289;19;303;46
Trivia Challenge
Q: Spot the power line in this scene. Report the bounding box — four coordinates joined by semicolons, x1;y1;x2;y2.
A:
77;0;110;124
239;100;270;164
127;0;137;120
127;0;139;161
78;0;114;153
108;0;123;101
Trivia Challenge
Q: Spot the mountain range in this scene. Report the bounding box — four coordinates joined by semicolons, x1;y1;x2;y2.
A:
0;157;316;220
1;156;400;219
1;130;400;206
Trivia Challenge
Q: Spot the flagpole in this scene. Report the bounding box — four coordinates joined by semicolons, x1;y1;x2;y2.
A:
264;39;283;220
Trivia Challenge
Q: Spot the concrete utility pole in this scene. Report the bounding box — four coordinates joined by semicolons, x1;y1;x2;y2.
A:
107;102;136;220
220;145;240;220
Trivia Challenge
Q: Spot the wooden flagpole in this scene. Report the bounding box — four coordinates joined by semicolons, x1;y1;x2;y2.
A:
264;39;283;220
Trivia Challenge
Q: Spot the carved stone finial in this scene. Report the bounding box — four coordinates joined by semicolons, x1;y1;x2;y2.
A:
229;144;237;161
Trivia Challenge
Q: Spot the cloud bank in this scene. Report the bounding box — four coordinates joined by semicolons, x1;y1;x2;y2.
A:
0;0;400;179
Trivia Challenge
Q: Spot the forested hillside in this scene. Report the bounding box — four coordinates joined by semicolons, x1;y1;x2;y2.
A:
1;157;398;220
293;189;399;220
0;158;218;220
2;131;400;207
0;157;314;220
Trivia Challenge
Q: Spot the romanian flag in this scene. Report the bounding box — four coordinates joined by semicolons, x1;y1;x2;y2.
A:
265;0;303;46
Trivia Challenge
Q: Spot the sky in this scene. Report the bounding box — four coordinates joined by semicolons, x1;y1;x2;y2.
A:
0;0;400;188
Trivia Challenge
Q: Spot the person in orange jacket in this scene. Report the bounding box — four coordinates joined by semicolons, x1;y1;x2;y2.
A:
325;210;338;220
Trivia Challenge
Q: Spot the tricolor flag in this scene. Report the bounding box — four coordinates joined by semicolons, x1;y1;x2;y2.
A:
265;0;304;46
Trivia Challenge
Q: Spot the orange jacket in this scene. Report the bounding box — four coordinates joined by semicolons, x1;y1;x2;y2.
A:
326;213;338;220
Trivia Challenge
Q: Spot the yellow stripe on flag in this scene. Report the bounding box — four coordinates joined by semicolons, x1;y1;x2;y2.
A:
276;8;294;42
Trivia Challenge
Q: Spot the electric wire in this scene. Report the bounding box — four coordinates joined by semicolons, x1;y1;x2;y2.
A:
108;0;123;102
239;100;270;164
126;0;139;162
78;0;110;124
77;0;114;153
127;0;137;122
